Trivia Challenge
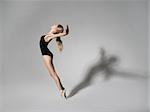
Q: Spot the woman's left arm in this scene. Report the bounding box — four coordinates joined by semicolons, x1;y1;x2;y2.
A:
50;32;66;39
49;25;69;39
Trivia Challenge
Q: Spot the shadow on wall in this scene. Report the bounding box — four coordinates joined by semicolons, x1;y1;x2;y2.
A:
67;47;148;99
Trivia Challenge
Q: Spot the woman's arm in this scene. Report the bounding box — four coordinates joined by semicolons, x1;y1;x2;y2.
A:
50;32;66;39
49;25;69;39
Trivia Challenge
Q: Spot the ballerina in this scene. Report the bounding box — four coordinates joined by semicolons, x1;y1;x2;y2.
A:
39;24;69;99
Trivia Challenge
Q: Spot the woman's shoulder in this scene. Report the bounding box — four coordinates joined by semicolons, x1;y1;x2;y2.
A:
40;34;46;38
42;33;46;36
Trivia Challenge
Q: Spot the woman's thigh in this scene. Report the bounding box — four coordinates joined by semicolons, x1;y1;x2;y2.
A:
42;55;56;76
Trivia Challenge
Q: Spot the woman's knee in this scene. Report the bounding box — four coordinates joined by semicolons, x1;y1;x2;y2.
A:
52;74;60;81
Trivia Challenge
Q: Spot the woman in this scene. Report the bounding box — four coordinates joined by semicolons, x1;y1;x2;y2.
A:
39;24;69;99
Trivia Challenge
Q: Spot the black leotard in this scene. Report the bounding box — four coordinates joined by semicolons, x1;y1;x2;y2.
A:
39;35;53;57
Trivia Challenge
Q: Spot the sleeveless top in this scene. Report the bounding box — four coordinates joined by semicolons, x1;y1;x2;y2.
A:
39;35;53;57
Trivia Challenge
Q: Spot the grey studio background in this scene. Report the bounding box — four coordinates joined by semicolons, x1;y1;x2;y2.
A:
0;0;149;112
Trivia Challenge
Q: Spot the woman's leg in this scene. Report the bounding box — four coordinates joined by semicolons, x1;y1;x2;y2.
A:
42;55;65;91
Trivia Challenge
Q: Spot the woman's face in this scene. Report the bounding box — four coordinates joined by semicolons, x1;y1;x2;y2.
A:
51;24;59;34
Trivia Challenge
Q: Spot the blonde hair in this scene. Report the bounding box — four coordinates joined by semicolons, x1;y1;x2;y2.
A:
56;37;63;52
56;24;64;52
